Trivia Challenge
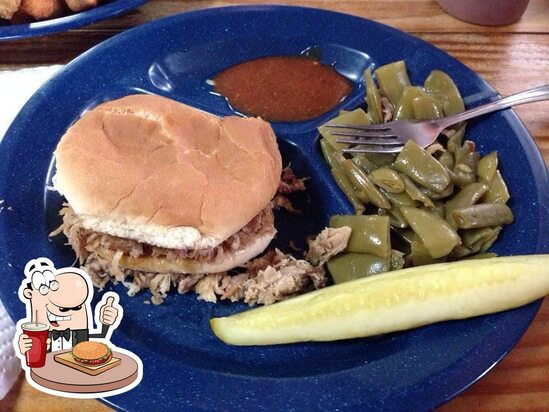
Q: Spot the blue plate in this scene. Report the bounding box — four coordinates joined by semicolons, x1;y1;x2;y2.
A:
0;0;149;40
1;6;548;411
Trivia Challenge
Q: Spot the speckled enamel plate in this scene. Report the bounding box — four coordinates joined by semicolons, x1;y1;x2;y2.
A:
0;6;547;411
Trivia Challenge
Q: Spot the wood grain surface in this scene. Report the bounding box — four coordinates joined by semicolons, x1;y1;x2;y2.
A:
0;0;547;410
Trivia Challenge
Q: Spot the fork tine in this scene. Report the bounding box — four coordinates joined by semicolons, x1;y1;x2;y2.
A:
343;146;403;154
331;130;398;139
323;122;392;131
336;138;403;146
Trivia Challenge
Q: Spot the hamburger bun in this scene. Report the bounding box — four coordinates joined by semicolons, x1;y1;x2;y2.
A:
96;228;275;274
71;341;112;366
54;94;282;250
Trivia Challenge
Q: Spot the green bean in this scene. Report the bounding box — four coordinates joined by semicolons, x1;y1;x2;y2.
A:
394;86;428;120
451;204;514;229
477;151;498;183
420;182;455;200
449;169;476;188
479;228;501;252
482;170;510;204
390;249;405;270
453;140;476;165
327;252;389;284
355;190;370;204
452;151;480;188
423;200;445;218
462;252;498;260
374;60;411;106
448;245;473;260
400;173;435;208
321;61;512;269
445;182;489;227
331;167;365;215
424;70;465;116
320;138;337;168
318;108;369;151
341;160;391;209
447;125;466;154
394;140;451;193
380;188;419;208
448;169;473;188
461;226;502;253
364;153;397;168
412;96;445;120
449;140;478;187
369;167;405;193
365;68;383;124
330;215;391;258
352;153;377;174
401;206;461;258
438;150;455;170
378;207;409;229
410;238;447;266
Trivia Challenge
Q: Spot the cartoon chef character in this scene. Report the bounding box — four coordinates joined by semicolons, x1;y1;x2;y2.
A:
17;258;122;354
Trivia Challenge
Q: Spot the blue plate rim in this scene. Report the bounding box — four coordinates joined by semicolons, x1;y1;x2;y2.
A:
0;5;548;411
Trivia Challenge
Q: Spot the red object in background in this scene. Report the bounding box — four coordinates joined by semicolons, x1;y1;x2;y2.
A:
437;0;530;26
22;322;49;368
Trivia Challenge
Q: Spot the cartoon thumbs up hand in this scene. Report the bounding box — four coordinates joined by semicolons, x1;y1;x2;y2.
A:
99;295;120;326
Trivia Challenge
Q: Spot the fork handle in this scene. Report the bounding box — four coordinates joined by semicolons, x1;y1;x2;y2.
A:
438;84;549;129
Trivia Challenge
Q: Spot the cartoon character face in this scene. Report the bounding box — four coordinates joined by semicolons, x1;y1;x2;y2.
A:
23;269;90;331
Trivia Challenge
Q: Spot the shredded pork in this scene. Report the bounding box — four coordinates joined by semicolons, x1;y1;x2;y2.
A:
272;165;307;213
58;205;275;266
306;226;352;265
277;166;306;194
80;248;325;306
380;96;394;123
242;249;325;305
51;167;329;306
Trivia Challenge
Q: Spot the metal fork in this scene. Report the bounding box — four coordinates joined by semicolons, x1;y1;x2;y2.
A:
326;84;549;154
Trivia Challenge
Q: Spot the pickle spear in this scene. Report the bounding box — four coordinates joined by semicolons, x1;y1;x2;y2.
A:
210;255;549;345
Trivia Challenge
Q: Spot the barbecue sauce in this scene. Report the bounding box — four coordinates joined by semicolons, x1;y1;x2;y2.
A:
213;56;353;122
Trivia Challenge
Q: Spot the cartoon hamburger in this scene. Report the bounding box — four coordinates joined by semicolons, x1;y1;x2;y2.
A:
71;341;112;366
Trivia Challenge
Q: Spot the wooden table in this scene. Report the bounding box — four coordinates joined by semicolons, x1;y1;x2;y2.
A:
1;1;547;410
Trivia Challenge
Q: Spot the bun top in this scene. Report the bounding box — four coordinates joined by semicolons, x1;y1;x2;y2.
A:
72;341;110;360
54;94;282;249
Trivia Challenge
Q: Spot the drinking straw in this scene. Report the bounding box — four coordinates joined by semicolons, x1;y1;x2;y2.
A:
35;310;38;326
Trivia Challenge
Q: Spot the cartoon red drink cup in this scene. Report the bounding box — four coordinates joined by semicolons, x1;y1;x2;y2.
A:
21;322;49;368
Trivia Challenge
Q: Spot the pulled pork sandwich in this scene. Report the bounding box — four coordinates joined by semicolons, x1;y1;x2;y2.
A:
53;94;297;303
72;341;112;366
